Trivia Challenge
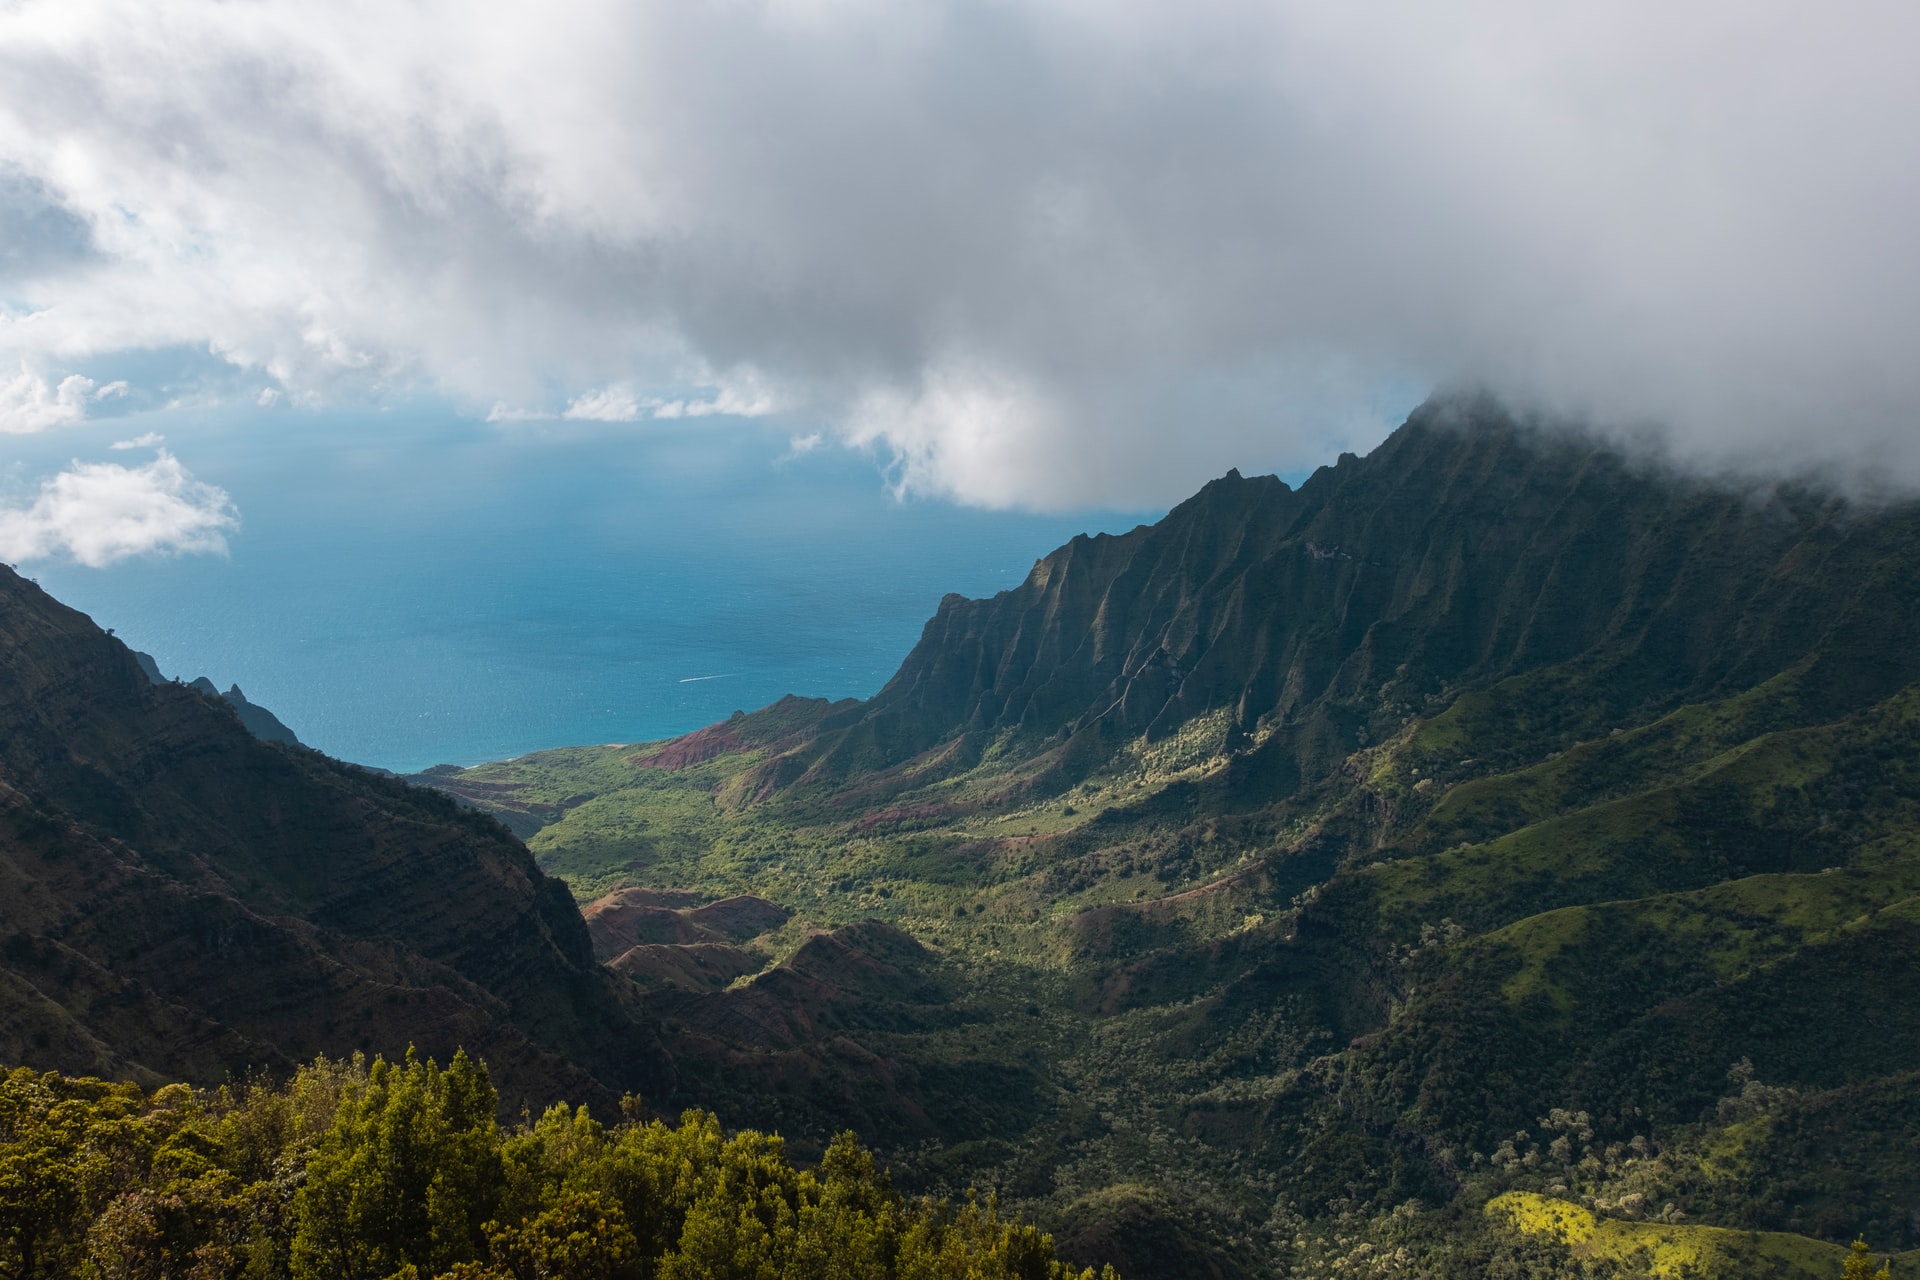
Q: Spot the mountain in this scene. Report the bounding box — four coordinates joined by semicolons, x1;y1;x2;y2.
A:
427;397;1920;1280
190;678;303;746
728;396;1920;808
0;568;668;1111
131;649;305;746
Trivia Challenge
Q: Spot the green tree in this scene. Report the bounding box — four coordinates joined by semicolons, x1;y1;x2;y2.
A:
784;1132;897;1280
0;1068;142;1280
0;1059;1106;1280
500;1103;615;1229
655;1127;806;1280
291;1050;503;1280
485;1192;639;1280
1844;1238;1892;1280
84;1176;262;1280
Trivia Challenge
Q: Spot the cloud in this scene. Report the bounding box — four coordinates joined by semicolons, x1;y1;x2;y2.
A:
0;2;1917;506
500;380;783;424
684;387;776;419
0;450;239;567
1;367;98;433
485;401;547;424
561;385;643;422
650;388;776;420
109;430;163;449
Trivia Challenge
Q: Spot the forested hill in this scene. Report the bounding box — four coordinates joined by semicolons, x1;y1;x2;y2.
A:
0;565;667;1110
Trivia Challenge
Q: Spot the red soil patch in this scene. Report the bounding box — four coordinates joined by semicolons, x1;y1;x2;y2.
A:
608;942;763;992
630;722;746;770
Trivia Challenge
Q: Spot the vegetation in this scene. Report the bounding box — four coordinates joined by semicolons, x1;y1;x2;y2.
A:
1485;1191;1893;1280
409;664;1920;1279
0;1055;1112;1280
389;626;1920;1280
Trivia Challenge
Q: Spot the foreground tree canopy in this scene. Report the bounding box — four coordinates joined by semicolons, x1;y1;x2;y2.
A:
0;1054;1115;1280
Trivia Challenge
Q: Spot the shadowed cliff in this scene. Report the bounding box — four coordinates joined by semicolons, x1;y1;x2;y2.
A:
0;566;670;1110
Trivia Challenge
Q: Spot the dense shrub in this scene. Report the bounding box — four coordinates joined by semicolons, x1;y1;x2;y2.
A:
0;1056;1114;1280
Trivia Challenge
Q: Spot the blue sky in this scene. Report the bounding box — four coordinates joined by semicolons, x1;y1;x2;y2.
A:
7;399;1198;769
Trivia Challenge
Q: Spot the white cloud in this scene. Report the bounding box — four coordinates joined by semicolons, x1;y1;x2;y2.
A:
1;367;97;433
515;379;783;424
848;367;1068;507
0;450;238;567
561;385;643;422
0;2;1917;504
485;401;546;423
109;430;163;449
680;387;776;419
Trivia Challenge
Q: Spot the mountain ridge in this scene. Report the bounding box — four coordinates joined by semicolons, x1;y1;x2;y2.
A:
685;399;1920;828
0;566;669;1111
131;647;305;746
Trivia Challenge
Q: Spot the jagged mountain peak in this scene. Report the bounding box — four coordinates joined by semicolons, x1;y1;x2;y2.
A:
139;650;304;746
714;397;1920;806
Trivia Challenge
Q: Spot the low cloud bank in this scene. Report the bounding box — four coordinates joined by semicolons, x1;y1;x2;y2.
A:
1;2;1916;507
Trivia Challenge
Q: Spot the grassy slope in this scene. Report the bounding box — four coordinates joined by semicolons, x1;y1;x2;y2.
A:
1488;1192;1919;1280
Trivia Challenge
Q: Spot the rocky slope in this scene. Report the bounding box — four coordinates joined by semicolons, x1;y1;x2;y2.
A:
0;567;668;1110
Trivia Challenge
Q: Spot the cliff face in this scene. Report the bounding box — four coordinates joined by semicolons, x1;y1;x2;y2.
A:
0;567;667;1108
783;397;1920;796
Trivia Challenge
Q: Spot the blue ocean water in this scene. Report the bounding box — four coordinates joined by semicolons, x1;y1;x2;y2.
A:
9;405;1157;772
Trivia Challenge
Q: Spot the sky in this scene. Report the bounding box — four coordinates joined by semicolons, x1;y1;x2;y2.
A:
5;402;1160;769
1;1;1917;561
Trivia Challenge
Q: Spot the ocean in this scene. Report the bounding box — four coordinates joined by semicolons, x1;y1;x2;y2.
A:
9;404;1156;772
